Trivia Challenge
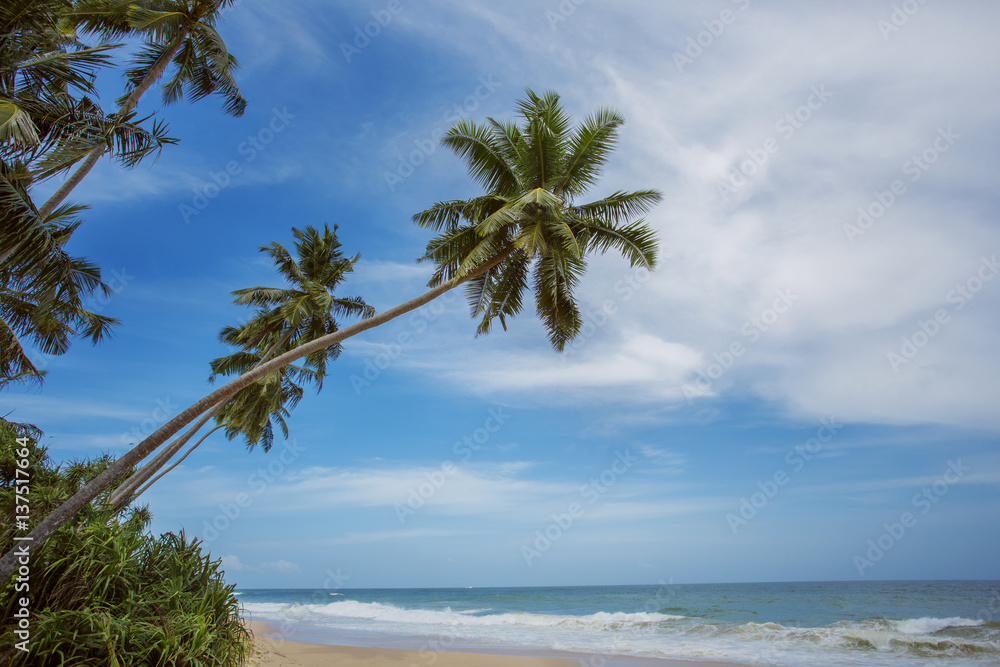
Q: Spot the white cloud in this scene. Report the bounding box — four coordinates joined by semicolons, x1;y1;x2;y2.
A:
352;260;433;285
278;462;574;517
322;529;487;546
370;0;1000;431
441;331;700;399
219;554;246;571
638;446;688;472
219;554;299;574
259;559;300;573
3;394;165;422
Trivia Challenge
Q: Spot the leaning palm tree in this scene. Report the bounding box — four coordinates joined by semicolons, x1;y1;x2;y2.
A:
416;89;661;349
1;0;171;379
36;0;247;220
123;360;313;508
225;224;375;378
1;0;220;386
106;224;372;507
0;89;663;581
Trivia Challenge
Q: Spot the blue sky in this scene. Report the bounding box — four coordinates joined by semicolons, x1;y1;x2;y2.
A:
6;0;1000;589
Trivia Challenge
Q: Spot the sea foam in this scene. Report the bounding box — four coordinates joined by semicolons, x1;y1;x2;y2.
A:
891;617;985;635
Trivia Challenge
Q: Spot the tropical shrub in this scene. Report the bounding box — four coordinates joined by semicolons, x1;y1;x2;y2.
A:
0;419;251;666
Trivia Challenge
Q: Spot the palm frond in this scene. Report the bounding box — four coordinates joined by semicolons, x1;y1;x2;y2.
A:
577;217;659;269
573;189;663;224
533;252;584;351
441;120;520;194
0;102;40;146
414;88;661;351
555;107;623;196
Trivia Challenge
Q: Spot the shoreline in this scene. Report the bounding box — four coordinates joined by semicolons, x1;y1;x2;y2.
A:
246;620;751;667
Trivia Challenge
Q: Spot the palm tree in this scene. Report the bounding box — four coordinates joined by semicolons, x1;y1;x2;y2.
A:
1;0;178;385
415;89;661;350
0;89;663;581
36;0;247;220
225;224;375;375
1;0;176;265
106;224;373;507
124;359;313;508
0;211;118;387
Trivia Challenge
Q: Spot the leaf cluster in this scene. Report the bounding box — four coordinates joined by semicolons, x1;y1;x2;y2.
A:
1;0;247;390
209;224;373;452
0;420;251;666
415;89;662;350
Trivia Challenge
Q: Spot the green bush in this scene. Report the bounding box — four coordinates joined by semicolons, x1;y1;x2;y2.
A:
0;420;251;666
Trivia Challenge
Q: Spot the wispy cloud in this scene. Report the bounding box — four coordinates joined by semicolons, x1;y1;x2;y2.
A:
331;1;1000;431
220;554;300;573
321;528;488;546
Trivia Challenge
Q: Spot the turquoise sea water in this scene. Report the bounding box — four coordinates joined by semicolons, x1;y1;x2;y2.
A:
239;581;1000;666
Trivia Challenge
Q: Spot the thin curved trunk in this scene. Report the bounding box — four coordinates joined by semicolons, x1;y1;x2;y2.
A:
106;328;296;506
127;423;225;507
36;27;190;221
0;253;510;582
108;401;223;509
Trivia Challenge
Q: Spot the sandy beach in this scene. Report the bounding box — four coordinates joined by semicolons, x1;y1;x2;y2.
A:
246;621;747;667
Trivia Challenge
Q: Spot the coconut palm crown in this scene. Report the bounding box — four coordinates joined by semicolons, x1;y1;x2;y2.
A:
414;88;662;350
218;224;375;388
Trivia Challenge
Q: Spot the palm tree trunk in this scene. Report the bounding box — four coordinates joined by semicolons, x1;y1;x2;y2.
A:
107;402;223;509
0;253;509;582
106;328;297;507
36;27;190;221
125;423;225;508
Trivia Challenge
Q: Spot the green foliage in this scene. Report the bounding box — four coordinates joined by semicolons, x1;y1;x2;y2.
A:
0;208;120;386
1;0;158;388
1;0;247;390
415;88;662;350
75;0;248;117
0;420;251;666
209;224;374;452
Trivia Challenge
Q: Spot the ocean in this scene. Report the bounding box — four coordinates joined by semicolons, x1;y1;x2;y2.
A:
239;580;1000;666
